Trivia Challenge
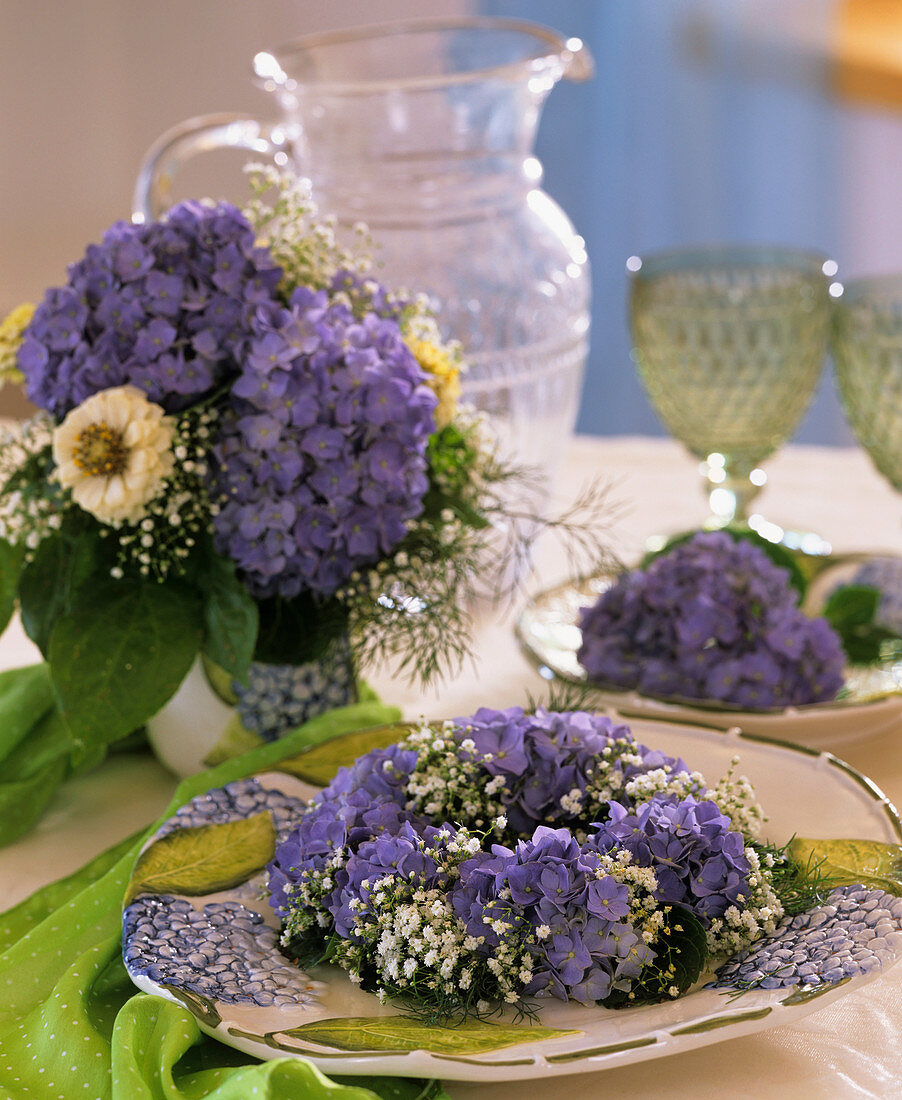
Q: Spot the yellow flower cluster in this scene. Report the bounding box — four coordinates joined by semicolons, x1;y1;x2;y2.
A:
0;302;34;388
405;337;461;430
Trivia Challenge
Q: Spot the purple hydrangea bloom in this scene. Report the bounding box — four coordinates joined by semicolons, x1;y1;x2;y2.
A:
209;280;437;598
456;706;690;834
19;201;282;416
267;741;421;921
577;532;845;709
268;708;774;1011
334;822;457;938
450;824;655;1005
589;794;753;923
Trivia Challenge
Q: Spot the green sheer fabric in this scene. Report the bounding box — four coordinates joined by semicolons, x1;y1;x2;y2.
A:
0;676;449;1100
0;664;69;848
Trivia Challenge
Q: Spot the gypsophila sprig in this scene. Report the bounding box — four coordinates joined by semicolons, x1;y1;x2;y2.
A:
578;531;846;709
243;164;373;295
0;413;62;556
268;708;821;1021
110;405;219;581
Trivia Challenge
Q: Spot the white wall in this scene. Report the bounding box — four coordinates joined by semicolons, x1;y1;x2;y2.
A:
0;0;473;305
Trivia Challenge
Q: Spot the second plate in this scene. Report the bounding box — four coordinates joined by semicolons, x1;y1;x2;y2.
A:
517;561;902;751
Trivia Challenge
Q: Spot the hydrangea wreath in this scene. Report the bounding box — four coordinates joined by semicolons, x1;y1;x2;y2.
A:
0;167;606;764
268;706;819;1022
577;531;846;710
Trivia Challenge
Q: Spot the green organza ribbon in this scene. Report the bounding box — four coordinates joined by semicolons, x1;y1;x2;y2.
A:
0;663;71;848
0;669;449;1100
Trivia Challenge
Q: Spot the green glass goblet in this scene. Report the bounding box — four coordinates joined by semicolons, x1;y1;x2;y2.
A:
629;245;834;532
833;275;902;494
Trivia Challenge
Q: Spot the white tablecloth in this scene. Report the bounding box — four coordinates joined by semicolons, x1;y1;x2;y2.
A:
3;435;902;1099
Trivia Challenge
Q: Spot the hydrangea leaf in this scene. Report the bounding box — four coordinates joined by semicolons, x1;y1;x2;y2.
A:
788;837;902;895
18;529;100;655
271;1015;577;1054
0;538;24;638
276;723;410;786
199;552;259;684
124;811;276;906
253;592;349;666
47;576;203;749
604;905;708;1008
821;585;901;665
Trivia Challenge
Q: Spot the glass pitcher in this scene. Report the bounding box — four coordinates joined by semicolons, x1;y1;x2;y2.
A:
133;18;593;482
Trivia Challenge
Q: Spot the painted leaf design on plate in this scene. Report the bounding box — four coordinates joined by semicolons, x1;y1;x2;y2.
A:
163;985;222;1027
273;1015;578;1054
276;723;412;786
124;811;277;905
789;837;902;895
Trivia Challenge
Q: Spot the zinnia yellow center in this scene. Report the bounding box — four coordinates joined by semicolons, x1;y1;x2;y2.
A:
73;422;128;477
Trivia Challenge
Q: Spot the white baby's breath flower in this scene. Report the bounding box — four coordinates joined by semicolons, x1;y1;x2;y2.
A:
52;385;175;525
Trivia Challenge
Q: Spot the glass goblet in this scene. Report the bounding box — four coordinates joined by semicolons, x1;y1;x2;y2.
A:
629;245;834;532
832;275;902;494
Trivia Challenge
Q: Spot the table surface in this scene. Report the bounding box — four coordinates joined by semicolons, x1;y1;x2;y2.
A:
3;434;902;1100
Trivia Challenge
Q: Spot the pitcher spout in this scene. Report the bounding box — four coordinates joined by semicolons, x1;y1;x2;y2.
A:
560;35;594;83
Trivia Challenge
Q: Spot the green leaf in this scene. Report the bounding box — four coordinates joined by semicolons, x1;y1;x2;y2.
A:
199;553;258;684
823;584;880;631
276;723;411;786
0;539;24;637
788;836;902;895
604;905;708;1008
821;584;899;665
272;1015;577;1055
18;530;100;655
47;576;203;749
124;811;277;906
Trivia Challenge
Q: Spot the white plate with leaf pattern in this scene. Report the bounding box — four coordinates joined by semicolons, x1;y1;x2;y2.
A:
122;718;902;1082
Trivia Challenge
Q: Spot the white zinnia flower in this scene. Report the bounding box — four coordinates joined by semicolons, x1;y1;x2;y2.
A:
52;385;175;525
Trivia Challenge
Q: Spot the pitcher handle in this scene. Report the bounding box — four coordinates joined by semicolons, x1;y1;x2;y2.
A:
131;112;293;222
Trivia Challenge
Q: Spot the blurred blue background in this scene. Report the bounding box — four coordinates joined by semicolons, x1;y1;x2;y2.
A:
483;0;856;444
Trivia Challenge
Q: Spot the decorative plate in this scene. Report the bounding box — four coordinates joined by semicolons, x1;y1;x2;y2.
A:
517;556;902;751
122;718;902;1082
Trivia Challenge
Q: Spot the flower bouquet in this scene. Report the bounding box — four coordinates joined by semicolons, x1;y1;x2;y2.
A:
0;167;601;776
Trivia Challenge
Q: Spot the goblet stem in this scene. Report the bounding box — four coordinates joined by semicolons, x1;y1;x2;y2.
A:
701;454;766;528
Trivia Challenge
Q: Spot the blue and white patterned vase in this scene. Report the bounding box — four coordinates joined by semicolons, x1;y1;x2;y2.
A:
146;635;357;777
231;638;357;743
